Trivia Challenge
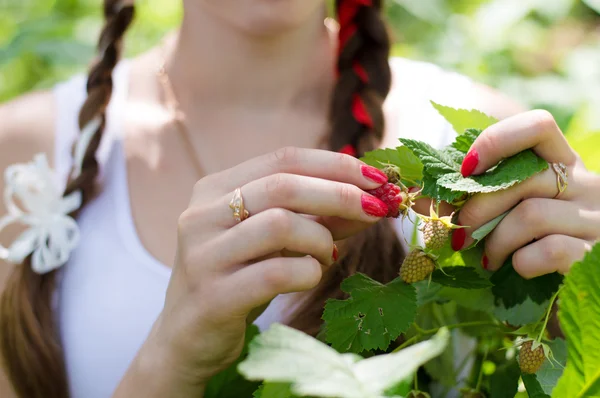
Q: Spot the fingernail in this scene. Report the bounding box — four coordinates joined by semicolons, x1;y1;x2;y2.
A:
451;223;466;251
332;244;339;262
482;254;489;270
361;165;388;185
461;148;479;177
361;194;388;218
408;186;420;193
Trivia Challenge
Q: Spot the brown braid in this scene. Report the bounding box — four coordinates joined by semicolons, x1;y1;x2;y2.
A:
288;0;405;338
0;2;134;396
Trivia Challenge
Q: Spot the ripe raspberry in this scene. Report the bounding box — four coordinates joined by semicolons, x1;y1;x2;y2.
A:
519;340;546;374
418;203;462;251
382;165;401;185
400;249;436;284
367;183;404;218
407;391;431;398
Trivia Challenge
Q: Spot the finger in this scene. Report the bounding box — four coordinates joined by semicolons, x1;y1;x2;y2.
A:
462;110;577;177
455;163;582;249
512;235;592;279
215;174;388;228
209;208;335;267
194;147;388;199
224;256;323;315
483;198;600;271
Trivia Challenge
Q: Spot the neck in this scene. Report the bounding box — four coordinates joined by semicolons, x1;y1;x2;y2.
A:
166;3;336;111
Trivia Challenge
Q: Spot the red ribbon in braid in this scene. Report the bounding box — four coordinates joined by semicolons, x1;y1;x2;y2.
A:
337;0;374;156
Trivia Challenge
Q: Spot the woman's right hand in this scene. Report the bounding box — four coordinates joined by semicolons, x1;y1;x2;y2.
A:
115;147;390;397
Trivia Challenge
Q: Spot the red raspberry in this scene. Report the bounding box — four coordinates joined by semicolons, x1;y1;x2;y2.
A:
367;183;404;218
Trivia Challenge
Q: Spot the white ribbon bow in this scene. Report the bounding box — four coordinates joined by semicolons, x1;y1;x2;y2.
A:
0;154;82;274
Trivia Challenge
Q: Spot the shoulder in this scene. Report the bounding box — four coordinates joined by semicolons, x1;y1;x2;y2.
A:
382;57;525;148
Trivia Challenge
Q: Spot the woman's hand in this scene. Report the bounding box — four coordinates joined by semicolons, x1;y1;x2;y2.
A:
115;147;390;397
451;110;600;278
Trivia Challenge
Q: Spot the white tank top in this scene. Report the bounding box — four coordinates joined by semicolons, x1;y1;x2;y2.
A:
52;58;476;398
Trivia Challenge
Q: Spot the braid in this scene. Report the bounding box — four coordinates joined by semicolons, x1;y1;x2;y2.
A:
330;0;391;156
0;2;134;396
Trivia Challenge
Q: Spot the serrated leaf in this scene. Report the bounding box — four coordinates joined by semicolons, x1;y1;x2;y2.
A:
493;298;548;326
431;101;498;135
554;244;600;397
451;128;483;153
238;324;449;398
204;325;261;398
522;373;552;398
399;138;460;176
438;286;495;312
323;274;417;353
490;258;563;307
361;147;423;185
421;169;465;204
489;360;521;398
253;383;294;398
470;211;510;244
438;150;549;194
537;338;566;395
431;266;492;289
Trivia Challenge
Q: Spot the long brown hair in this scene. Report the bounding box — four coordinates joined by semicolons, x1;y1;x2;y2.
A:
0;0;403;396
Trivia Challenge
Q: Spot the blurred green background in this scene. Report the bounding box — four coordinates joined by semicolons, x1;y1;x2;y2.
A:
1;0;599;170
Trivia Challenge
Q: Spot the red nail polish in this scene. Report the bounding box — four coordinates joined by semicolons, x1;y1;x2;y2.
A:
332;245;339;262
461;149;479;177
451;224;466;251
482;254;489;270
361;165;388;185
408;186;420;193
361;195;388;218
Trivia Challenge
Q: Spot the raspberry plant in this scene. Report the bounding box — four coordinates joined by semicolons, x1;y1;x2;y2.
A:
204;103;600;398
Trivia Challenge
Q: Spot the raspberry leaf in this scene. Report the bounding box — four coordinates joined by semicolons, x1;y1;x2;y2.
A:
493;298;548;326
421;169;465;204
491;259;563;307
488;360;521;398
437;150;549;193
469;210;510;246
553;243;600;397
253;383;294;398
323;274;417;353
536;338;566;395
399;138;461;176
451;128;483;153
431;266;492;289
522;374;551;398
238;323;449;398
431;101;498;135
361;147;424;185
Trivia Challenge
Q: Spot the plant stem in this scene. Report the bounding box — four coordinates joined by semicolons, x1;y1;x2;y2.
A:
537;286;563;343
475;346;488;391
394;335;420;352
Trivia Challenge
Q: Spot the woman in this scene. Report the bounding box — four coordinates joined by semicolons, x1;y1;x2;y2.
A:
0;0;598;397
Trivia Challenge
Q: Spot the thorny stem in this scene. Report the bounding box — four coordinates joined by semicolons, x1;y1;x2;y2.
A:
537;286;563;343
393;321;506;353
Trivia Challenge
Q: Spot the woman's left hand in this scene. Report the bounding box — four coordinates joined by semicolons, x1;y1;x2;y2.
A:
451;109;600;278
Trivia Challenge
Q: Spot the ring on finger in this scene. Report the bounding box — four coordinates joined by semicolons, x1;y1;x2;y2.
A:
229;188;250;223
551;162;568;199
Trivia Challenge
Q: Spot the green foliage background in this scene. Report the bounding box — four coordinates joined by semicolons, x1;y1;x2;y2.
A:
1;0;599;168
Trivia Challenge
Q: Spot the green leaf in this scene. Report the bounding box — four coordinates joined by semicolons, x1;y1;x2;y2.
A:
361;146;424;184
490;259;563;307
493;297;548;326
554;244;600;397
489;360;521;398
253;383;294;398
437;150;549;193
399;138;460;176
470;211;510;244
238;323;449;398
323;274;417;353
431;101;498;135
205;325;261;398
451;128;483;153
421;169;465;204
537;338;566;395
522;373;551;398
431;266;492;289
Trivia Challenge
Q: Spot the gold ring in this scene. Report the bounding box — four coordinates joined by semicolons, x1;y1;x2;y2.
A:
551;162;568;199
229;188;250;223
